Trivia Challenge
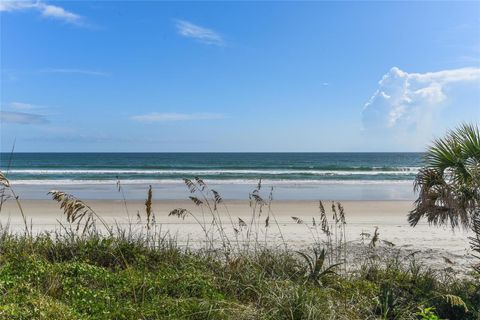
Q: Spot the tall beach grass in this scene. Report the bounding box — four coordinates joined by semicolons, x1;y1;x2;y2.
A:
0;173;478;319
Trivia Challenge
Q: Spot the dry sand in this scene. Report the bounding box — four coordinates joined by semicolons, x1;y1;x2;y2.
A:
0;199;475;273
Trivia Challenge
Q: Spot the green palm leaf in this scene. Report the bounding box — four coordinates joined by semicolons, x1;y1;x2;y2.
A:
409;123;480;229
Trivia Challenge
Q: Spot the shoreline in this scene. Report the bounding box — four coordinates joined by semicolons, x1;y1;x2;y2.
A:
6;180;416;200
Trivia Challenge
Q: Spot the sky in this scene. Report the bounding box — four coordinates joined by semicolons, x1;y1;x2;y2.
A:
1;1;479;152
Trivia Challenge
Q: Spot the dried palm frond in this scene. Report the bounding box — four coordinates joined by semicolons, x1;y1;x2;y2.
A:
409;168;471;229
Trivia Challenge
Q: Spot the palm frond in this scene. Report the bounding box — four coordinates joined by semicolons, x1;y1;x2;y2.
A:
409;123;480;229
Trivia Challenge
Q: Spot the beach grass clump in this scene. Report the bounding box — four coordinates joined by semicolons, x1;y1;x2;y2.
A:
0;226;478;320
0;233;242;319
0;171;479;319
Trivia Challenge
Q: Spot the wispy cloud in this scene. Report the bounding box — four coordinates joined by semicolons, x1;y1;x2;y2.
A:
0;111;49;124
362;66;480;132
131;112;225;123
1;102;50;124
8;102;36;111
39;68;110;77
0;0;83;25
175;20;224;46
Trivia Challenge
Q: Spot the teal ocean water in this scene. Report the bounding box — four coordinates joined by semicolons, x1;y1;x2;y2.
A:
1;153;422;184
0;153;422;200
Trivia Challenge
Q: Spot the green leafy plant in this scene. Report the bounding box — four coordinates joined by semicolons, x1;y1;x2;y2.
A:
416;306;441;320
296;248;341;285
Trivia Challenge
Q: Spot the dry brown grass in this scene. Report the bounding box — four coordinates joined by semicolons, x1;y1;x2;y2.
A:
48;190;112;236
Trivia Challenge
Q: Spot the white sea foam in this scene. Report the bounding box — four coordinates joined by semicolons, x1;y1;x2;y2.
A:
9;179;413;186
6;168;420;176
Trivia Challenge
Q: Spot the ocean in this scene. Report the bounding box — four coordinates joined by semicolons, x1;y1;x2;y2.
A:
0;153;422;200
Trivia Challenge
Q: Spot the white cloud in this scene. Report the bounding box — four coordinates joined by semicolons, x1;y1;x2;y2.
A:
131;112;225;123
8;102;36;111
39;68;109;76
362;66;480;131
175;20;224;46
0;1;83;25
0;111;48;124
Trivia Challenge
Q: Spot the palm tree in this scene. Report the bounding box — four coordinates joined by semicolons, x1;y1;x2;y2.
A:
471;213;480;272
408;123;480;229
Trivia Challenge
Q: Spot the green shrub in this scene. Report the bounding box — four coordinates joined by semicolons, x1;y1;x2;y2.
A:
0;231;478;319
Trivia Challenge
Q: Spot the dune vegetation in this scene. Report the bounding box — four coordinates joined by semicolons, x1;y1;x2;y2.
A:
0;124;478;320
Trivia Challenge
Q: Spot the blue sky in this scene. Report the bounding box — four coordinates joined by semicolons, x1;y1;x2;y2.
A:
1;1;479;152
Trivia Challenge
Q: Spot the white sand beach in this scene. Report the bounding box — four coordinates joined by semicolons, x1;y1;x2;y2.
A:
1;199;474;273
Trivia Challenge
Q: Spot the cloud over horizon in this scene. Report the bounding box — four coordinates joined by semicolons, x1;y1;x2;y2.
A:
0;111;49;125
0;0;83;25
362;66;480;134
175;20;224;46
131;112;225;123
